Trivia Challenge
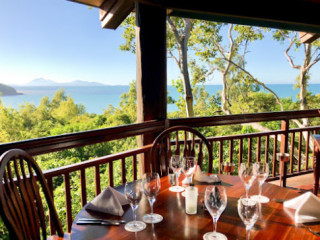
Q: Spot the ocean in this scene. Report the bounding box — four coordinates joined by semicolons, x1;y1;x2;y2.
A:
1;84;320;114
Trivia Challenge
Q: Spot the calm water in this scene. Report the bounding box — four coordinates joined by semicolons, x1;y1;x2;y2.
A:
1;84;320;114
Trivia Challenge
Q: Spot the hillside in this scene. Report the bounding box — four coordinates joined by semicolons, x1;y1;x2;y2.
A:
0;84;22;96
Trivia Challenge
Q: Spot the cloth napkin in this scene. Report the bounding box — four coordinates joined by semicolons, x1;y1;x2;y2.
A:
85;187;128;216
284;192;320;223
182;166;220;184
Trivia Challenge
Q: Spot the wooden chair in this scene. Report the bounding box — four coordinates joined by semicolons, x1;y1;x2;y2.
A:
0;149;65;240
150;126;213;176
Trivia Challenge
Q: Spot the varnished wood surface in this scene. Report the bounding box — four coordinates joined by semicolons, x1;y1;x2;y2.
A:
71;175;320;240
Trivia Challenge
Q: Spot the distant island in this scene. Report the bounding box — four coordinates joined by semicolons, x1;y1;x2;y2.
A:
23;78;106;87
0;83;22;96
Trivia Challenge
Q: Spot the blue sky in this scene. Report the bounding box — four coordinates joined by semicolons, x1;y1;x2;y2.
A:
0;0;319;86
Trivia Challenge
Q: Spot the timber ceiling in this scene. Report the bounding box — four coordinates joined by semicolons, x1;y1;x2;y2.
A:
68;0;320;35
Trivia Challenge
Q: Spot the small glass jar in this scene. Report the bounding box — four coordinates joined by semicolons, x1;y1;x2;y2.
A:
185;186;198;214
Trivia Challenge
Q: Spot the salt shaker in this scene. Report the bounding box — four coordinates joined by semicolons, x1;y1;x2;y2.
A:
185;186;198;214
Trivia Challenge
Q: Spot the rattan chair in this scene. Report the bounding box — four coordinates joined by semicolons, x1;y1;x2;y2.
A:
0;149;65;240
150;126;213;176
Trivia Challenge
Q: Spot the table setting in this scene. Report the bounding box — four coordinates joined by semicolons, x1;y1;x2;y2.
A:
71;157;320;240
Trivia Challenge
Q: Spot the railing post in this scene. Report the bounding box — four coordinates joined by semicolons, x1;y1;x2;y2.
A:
280;120;289;187
313;135;320;195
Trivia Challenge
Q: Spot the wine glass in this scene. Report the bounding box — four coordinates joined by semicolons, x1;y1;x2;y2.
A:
239;163;256;198
252;162;270;203
142;172;163;223
238;195;259;240
203;186;228;240
124;180;146;232
182;156;197;186
169;155;185;192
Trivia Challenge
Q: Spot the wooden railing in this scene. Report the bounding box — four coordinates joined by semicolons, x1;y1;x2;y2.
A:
0;109;320;233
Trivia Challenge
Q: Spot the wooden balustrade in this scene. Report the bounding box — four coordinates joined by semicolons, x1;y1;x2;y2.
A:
0;109;319;233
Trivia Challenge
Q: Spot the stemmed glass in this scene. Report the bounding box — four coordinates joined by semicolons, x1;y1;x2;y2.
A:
239;163;256;198
124;180;146;232
182;156;197;186
238;195;259;240
169;155;184;192
142;172;163;223
203;186;228;240
252;162;270;203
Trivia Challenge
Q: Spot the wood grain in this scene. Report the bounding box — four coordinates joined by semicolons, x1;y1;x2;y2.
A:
71;175;319;240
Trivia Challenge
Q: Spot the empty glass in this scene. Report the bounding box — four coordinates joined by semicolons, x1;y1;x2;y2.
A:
239;163;256;198
203;186;228;240
124;180;146;232
169;155;184;192
142;172;163;223
238;195;259;240
182;156;197;186
252;162;270;203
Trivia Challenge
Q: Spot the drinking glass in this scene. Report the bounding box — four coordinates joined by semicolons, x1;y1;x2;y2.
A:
124;180;146;232
239;163;256;198
222;161;235;175
252;162;270;203
203;186;228;240
142;172;163;223
169;155;185;192
182;156;197;186
238;195;259;240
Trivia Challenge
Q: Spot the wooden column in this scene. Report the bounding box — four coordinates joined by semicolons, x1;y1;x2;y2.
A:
280;120;289;187
313;135;320;195
136;3;167;175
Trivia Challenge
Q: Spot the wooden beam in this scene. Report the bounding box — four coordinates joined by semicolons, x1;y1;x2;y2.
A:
136;3;167;173
299;32;320;43
135;0;320;33
68;0;104;7
100;0;134;29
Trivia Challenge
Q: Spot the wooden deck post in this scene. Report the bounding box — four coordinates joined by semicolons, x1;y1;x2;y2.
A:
136;3;167;176
313;135;320;195
280;120;289;187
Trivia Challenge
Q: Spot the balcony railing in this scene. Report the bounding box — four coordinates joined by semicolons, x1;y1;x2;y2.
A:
0;109;319;233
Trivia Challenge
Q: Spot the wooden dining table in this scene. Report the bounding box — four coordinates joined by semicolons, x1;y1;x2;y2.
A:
70;174;320;239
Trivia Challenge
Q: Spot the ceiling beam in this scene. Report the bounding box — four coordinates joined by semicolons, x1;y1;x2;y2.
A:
135;0;320;33
99;0;134;29
299;32;320;43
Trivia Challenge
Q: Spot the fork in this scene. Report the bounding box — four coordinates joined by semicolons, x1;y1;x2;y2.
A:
302;223;320;237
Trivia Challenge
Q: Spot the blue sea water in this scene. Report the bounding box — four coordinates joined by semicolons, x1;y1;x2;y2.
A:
1;84;320;114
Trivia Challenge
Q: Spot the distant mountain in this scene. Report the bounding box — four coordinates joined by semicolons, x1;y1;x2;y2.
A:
28;78;58;86
0;83;22;96
26;78;106;87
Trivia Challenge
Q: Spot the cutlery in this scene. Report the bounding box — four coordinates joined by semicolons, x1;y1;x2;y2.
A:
77;220;120;226
302;225;320;237
302;223;320;237
77;218;126;226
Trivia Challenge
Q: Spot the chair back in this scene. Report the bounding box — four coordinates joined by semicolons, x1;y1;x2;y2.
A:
0;149;64;240
150;126;213;176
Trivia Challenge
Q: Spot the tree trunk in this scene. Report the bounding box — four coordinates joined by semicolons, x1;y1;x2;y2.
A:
299;43;311;127
180;35;194;117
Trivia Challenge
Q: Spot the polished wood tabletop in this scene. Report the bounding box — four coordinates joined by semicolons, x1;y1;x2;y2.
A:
71;175;320;239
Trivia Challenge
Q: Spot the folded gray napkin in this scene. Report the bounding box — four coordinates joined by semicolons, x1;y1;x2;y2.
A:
85;187;128;216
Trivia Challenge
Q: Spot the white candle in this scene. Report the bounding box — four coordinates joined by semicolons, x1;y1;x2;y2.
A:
185;186;198;214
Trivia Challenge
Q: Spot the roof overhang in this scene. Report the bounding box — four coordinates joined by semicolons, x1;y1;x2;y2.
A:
68;0;320;40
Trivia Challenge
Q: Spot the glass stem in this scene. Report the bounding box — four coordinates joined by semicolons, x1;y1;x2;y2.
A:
149;198;154;215
176;173;179;186
246;227;251;240
133;206;137;223
213;217;217;235
259;183;262;197
245;185;249;198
